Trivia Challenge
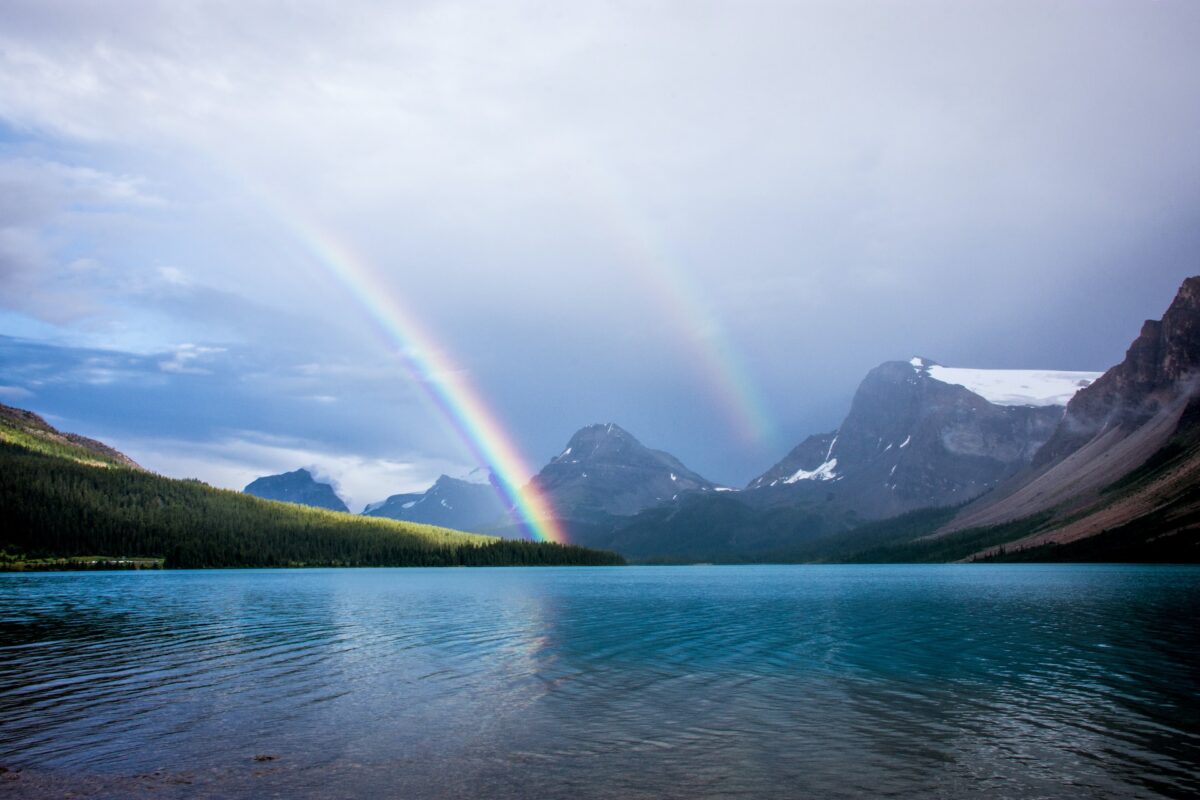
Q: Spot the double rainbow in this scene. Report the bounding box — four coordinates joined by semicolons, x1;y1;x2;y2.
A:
254;162;774;544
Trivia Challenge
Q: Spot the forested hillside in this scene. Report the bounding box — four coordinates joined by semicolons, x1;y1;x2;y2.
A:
0;413;623;569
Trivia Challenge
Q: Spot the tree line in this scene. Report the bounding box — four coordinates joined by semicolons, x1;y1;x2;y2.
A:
0;442;624;569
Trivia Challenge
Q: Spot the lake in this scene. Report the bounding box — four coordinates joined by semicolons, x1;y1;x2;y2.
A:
1;565;1197;798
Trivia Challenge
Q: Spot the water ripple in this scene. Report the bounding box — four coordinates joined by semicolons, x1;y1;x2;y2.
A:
0;565;1197;799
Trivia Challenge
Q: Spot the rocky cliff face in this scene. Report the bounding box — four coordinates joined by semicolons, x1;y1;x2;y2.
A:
362;474;512;532
529;423;716;520
243;468;349;513
748;359;1068;519
944;275;1200;548
1034;276;1200;467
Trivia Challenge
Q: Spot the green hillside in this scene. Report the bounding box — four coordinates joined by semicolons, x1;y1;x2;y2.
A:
0;408;623;569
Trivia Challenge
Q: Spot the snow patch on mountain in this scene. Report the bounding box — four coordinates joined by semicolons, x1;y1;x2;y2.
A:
785;458;838;483
913;359;1101;407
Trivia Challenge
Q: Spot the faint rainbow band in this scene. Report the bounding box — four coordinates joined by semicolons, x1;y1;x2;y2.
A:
289;224;567;544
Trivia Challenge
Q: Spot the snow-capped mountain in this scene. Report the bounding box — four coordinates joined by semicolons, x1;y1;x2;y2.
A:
747;358;1094;518
529;423;716;520
912;359;1100;407
595;357;1101;561
940;275;1200;558
243;468;349;512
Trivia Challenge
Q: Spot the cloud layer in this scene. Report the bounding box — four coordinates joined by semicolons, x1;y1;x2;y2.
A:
1;1;1198;490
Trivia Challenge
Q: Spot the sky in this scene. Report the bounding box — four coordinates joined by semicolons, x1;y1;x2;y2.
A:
1;1;1198;512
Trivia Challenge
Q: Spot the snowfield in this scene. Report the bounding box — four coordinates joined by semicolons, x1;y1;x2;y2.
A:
910;357;1101;407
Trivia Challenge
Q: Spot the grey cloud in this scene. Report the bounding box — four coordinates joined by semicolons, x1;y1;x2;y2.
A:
0;2;1197;485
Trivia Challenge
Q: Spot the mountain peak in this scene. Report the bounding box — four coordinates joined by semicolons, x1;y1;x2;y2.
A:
533;424;715;519
567;422;635;442
748;356;1066;517
244;467;348;513
1032;274;1200;467
551;423;644;465
945;275;1200;544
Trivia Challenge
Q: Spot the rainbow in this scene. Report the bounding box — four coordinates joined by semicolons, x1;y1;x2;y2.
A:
267;212;566;544
575;168;775;445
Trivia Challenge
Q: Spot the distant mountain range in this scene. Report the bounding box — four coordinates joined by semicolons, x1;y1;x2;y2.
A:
0;409;621;569
46;274;1197;565
252;423;723;536
603;277;1200;562
562;359;1099;561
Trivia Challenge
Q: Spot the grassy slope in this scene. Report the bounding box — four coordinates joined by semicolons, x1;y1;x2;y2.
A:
0;404;135;468
0;411;623;568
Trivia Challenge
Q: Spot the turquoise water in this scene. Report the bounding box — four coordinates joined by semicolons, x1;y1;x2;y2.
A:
1;565;1197;798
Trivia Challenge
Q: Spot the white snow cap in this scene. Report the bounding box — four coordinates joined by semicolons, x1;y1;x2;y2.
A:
911;357;1101;407
785;458;838;483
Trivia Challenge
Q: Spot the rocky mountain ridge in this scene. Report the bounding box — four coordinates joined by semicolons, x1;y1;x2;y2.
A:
937;276;1200;558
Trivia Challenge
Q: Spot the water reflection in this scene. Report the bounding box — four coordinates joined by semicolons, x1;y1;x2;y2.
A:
0;566;1197;799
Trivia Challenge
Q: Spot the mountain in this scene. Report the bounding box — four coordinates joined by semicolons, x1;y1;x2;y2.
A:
363;474;514;532
0;403;141;469
747;358;1095;519
530;423;717;524
929;276;1200;561
243;468;349;512
598;359;1099;561
0;404;624;569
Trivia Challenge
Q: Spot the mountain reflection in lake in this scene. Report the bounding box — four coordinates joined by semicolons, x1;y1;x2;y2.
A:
1;565;1198;799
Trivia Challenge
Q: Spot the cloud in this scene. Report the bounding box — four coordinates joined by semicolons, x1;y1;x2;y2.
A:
0;2;1198;484
0;334;466;483
0;156;165;322
121;430;474;514
0;384;33;399
157;343;227;374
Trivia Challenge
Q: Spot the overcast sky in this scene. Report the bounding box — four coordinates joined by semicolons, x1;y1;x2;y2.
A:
1;1;1198;510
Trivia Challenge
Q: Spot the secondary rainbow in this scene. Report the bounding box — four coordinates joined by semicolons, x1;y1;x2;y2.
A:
575;166;775;444
271;214;566;544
